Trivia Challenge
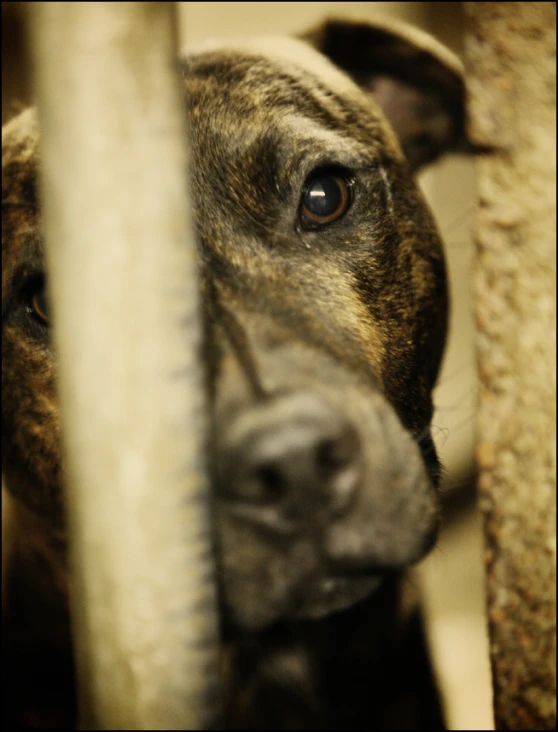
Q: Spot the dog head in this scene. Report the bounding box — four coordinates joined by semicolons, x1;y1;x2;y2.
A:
2;18;471;631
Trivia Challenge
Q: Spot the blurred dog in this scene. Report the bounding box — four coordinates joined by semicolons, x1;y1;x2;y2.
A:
2;17;473;729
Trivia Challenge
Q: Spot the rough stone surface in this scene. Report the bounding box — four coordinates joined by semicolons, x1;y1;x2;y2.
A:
464;3;556;729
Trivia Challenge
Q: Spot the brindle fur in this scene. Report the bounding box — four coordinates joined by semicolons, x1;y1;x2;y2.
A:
2;18;472;729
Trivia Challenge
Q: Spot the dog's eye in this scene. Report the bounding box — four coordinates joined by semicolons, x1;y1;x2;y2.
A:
300;171;352;227
26;278;50;326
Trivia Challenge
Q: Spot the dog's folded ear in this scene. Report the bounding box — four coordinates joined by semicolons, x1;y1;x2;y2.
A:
300;17;479;172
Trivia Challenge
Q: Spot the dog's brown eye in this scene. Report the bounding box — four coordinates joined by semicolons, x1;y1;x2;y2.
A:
29;282;49;325
300;172;351;227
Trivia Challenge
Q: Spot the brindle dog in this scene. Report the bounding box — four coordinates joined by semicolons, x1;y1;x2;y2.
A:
2;18;473;730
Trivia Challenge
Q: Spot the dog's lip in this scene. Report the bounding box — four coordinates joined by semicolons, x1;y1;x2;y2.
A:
290;574;383;620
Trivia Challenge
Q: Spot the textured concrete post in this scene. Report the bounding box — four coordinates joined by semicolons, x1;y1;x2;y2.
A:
464;3;556;729
28;3;220;729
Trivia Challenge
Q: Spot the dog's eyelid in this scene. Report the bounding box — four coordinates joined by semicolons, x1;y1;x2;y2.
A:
301;159;385;183
2;198;37;209
13;265;46;296
301;159;357;181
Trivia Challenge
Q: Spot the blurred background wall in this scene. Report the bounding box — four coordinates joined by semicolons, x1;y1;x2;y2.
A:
1;2;491;729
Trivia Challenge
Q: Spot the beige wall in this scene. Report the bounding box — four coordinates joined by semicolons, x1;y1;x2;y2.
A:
179;1;431;40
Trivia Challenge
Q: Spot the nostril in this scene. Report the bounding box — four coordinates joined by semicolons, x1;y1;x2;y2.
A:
318;429;361;516
316;432;355;475
219;393;362;519
228;461;286;504
252;463;286;502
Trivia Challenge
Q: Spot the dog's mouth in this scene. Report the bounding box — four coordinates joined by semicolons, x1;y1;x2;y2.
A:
290;573;384;620
220;564;386;636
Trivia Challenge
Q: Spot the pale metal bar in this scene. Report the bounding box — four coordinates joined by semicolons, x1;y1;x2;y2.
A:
28;3;220;728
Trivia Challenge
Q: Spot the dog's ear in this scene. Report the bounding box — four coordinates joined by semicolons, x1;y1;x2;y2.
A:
300;18;477;173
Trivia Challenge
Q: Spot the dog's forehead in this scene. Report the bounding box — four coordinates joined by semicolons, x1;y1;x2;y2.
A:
2;107;39;193
182;34;383;131
2;109;41;275
1;36;398;265
181;37;397;175
185;35;360;97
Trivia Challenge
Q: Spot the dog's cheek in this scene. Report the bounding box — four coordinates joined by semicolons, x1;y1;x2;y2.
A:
2;327;64;524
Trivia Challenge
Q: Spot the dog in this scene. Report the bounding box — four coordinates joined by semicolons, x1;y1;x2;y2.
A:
2;17;474;729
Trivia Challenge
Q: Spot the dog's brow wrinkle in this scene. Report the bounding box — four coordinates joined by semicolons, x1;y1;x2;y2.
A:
210;286;267;401
380;166;395;217
2;199;36;208
7;225;37;237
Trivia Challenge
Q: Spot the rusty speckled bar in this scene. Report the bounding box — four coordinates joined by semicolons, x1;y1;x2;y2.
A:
465;2;556;729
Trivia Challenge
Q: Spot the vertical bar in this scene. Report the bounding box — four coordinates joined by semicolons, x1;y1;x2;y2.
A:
28;3;221;729
464;2;556;729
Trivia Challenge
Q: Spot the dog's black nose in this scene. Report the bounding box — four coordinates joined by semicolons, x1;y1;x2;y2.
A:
218;393;361;530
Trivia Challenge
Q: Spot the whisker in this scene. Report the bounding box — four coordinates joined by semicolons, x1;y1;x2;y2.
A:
442;199;477;236
435;361;476;388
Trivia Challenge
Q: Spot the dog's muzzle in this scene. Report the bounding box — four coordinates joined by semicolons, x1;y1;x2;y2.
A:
214;390;438;630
